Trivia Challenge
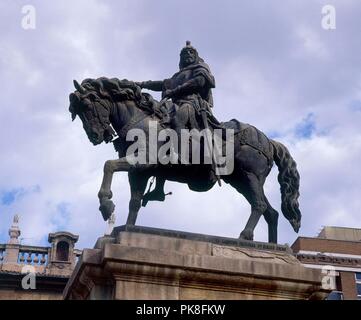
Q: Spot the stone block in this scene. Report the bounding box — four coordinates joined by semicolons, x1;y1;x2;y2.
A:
64;225;330;300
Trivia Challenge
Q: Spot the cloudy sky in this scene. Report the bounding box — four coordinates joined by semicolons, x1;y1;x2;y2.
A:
0;0;360;249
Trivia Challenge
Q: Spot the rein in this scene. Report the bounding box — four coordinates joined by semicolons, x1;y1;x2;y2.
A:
87;97;117;143
118;112;150;139
117;95;161;139
85;89;157;142
93;98;112;130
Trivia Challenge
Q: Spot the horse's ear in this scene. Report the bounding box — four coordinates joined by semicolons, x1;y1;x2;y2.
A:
73;80;86;94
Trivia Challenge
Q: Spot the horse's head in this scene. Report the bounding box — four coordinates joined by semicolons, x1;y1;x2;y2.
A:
69;80;115;145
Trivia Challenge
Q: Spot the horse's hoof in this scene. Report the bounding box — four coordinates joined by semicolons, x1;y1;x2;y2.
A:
99;199;115;221
239;229;254;241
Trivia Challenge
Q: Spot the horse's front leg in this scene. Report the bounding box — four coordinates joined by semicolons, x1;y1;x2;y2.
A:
98;157;133;221
127;172;149;225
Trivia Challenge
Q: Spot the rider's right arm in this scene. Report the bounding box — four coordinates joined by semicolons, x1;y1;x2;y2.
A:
140;80;164;91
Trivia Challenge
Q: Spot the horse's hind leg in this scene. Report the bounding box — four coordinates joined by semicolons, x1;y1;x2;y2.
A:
127;172;148;225
238;173;267;241
263;198;279;244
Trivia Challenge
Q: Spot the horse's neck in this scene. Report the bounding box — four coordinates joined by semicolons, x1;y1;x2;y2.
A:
110;100;145;134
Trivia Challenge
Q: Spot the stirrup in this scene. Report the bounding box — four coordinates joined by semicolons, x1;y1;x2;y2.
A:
141;191;172;207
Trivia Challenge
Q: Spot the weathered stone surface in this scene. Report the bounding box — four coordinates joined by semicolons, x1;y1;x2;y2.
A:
112;225;293;253
0;289;62;300
64;226;330;300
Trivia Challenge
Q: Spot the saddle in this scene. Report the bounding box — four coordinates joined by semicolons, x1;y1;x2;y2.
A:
113;92;272;164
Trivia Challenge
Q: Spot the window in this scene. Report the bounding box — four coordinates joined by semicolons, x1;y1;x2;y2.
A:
357;284;361;295
56;241;69;261
356;273;361;300
327;291;343;300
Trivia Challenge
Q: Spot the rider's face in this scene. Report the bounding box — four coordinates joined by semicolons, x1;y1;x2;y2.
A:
180;48;196;66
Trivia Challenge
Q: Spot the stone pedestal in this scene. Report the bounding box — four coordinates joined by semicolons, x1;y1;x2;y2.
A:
63;226;330;300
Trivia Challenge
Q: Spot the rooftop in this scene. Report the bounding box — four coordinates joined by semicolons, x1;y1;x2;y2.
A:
317;226;361;242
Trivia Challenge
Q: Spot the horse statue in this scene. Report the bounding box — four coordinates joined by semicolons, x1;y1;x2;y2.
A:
69;77;301;243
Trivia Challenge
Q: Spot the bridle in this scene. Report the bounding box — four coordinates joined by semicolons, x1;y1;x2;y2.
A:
81;94;116;143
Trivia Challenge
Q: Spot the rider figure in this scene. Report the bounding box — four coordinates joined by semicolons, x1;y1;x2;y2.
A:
136;41;216;206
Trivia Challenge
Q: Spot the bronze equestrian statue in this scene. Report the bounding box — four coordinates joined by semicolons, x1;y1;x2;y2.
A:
68;42;301;243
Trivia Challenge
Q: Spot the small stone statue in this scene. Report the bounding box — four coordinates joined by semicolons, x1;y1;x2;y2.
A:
8;214;21;244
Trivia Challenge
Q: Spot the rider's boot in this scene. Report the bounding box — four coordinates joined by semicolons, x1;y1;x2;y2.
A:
142;178;167;207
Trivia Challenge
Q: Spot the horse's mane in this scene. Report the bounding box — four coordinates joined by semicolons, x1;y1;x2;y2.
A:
79;77;157;116
81;77;141;101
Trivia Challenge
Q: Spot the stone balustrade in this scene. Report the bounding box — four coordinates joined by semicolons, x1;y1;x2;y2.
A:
0;245;5;263
0;244;82;268
17;246;49;266
0;216;81;300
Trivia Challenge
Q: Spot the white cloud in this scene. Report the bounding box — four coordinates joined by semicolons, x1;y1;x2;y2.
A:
1;0;361;250
294;26;329;59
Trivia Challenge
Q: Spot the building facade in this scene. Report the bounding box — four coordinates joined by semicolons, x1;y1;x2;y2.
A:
292;226;361;300
2;218;360;300
0;215;81;300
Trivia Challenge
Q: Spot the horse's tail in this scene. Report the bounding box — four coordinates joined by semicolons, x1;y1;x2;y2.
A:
271;140;301;233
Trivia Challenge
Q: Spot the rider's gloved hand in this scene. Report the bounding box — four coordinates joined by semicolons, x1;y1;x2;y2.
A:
135;81;144;88
163;89;175;99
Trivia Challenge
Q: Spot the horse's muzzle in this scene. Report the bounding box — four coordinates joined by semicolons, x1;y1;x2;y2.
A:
89;131;103;145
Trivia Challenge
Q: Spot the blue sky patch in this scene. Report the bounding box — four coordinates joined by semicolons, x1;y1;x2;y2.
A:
349;100;361;112
0;185;41;206
50;202;71;231
294;113;316;139
266;130;283;140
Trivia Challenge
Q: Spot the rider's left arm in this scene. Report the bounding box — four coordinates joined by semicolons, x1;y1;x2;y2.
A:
171;75;206;96
139;80;164;91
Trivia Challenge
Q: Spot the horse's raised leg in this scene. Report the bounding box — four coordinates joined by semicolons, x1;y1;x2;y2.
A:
98;157;133;221
239;173;267;241
127;172;148;225
263;198;279;243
